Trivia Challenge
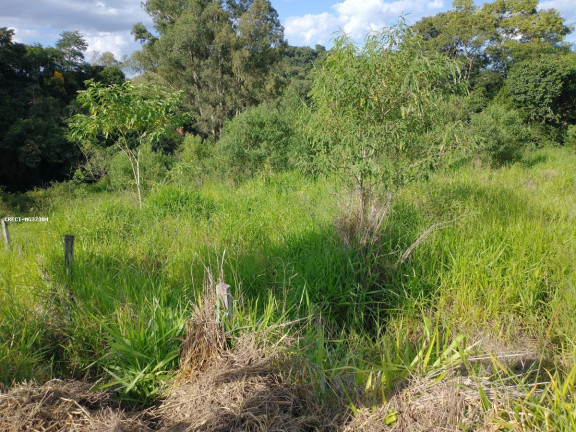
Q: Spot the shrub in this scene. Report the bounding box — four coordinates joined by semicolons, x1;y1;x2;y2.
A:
170;134;214;185
469;105;531;166
505;55;576;125
216;91;301;179
108;144;176;191
566;125;576;148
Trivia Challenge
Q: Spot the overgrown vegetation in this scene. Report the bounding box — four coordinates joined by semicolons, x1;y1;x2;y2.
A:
2;0;576;430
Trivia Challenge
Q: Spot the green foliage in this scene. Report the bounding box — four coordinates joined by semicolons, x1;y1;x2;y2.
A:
0;28;126;191
96;66;125;86
133;0;286;138
305;22;462;207
566;125;576;147
469;104;531;165
168;134;214;185
96;298;185;402
69;80;185;205
56;30;88;70
217;90;301;178
414;0;572;76
107;144;175;191
505;54;576;125
412;0;492;78
281;44;327;98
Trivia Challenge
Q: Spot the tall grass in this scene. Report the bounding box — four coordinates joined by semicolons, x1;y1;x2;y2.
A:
0;147;575;422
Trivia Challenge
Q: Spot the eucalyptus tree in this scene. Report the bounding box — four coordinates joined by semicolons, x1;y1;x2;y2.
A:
56;30;88;71
131;0;285;139
69;81;185;206
305;22;462;218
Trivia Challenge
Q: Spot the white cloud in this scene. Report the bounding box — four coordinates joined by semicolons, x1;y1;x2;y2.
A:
285;0;444;46
1;0;152;59
84;32;136;61
540;0;576;24
427;0;444;10
285;13;341;45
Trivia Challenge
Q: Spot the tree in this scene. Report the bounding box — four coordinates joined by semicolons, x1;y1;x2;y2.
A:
0;29;79;190
504;54;576;125
56;30;88;71
90;51;119;67
131;0;285;139
281;44;327;98
413;0;571;76
69;81;186;206
413;0;493;78
305;22;462;216
0;28;121;191
217;88;301;177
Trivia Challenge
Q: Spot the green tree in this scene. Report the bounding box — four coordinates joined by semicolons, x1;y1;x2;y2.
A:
280;44;327;98
305;23;462;214
469;104;532;165
504;54;576;125
131;0;285;139
413;0;571;76
90;51;119;67
0;28;121;191
484;0;571;71
69;81;186;206
217;88;301;178
413;0;493;78
56;30;88;71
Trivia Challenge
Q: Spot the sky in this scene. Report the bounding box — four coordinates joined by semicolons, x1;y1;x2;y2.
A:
1;0;574;62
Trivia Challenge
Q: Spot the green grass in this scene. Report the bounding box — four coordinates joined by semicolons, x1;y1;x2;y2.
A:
1;147;575;424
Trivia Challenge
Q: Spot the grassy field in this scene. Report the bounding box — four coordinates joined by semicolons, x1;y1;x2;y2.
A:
1;146;576;430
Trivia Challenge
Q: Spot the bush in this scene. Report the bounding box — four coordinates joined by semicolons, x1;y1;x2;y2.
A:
169;134;214;185
216;91;301;179
108;144;176;191
469;105;531;166
505;55;576;125
566;125;576;148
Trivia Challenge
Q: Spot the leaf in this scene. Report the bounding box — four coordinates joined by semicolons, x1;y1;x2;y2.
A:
385;409;398;425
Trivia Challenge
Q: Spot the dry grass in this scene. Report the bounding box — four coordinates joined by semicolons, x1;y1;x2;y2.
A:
0;277;348;432
178;270;227;373
156;273;348;431
157;335;346;432
0;379;151;432
334;192;393;250
344;374;510;432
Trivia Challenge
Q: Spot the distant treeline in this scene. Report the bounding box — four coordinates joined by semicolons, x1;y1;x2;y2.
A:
2;0;576;192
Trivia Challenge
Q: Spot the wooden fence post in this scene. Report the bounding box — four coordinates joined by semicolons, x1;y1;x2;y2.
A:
216;282;233;322
64;234;75;276
1;220;9;250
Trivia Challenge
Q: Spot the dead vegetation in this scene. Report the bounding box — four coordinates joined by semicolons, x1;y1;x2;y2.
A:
0;350;544;432
0;379;151;432
344;372;536;432
0;275;546;431
155;275;348;432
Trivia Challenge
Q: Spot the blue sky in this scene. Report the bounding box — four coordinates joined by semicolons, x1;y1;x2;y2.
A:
1;0;574;61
